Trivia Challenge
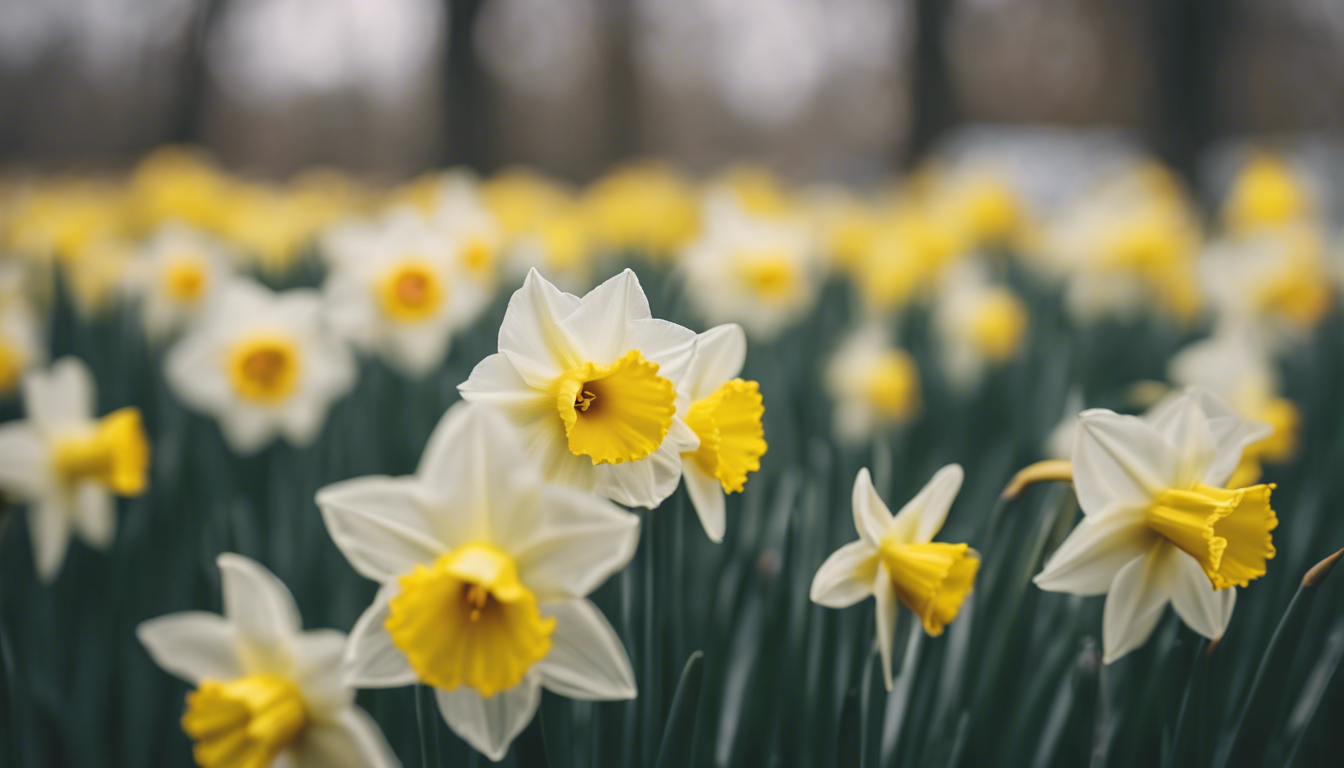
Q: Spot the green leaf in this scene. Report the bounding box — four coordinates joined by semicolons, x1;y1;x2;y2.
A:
655;651;705;768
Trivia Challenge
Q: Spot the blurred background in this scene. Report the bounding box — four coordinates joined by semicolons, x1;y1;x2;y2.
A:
1;0;1343;182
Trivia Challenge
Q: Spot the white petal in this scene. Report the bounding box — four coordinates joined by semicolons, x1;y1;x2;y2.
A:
535;598;637;700
72;482;115;550
899;464;964;545
1101;543;1176;664
682;462;726;543
344;584;417;688
291;710;401;768
1175;388;1274;487
556;270;653;364
278;396;330;448
593;424;690;509
625;319;698;388
1168;550;1236;640
1034;505;1154;596
25;356;94;429
384;322;452;378
164;333;231;412
0;422;48;498
809;539;879;608
290;629;355;717
316;476;446;583
29;497;72;582
1073;411;1175;517
510;486;639;599
435;677;542;762
1143;391;1217;489
458;353;554;418
218;553;302;649
216;405;279;455
497;269;581;387
136;612;242;683
686;324;746;402
874;566;897;691
851;468;892;547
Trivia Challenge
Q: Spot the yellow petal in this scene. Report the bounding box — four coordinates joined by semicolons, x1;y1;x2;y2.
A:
183;674;307;768
1147;483;1277;590
685;379;768;494
552;350;676;465
878;540;979;636
50;407;150;496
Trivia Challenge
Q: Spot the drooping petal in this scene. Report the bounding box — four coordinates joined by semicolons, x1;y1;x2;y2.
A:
534;598;637;700
497;269;581;387
682;461;727;543
1168;548;1237;640
290;710;400;768
218;553;302;650
316;476;446;583
1034;505;1154;596
1073;411;1176;517
810;540;879;608
136;612;242;683
29;497;72;582
852;468;892;547
1101;543;1177;664
434;676;543;762
874;565;898;691
685;324;747;403
343;584;418;688
510;486;639;600
289;629;355;717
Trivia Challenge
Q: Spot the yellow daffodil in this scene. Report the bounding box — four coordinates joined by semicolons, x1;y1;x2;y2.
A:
825;323;920;444
0;268;43;397
316;402;639;761
124;223;235;342
1222;152;1312;236
932;261;1028;391
583;163;699;255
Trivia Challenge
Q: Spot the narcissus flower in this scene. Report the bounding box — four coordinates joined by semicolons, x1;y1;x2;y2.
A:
811;465;978;689
677;324;767;542
825;324;920;444
458;268;697;509
0;269;44;397
1221;152;1313;236
137;553;399;768
125;223;235;342
0;357;148;580
165;279;356;454
316;402;639;761
932;262;1028;391
321;209;491;378
1034;388;1277;663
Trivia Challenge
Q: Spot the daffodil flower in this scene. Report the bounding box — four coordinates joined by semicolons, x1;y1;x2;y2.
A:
322;209;491;378
165;279;357;455
824;323;920;445
458;268;698;509
315;402;639;761
125;223;235;342
0;268;44;397
811;465;978;689
1034;388;1277;663
932;261;1028;392
138;554;399;768
677;324;767;542
0;357;148;580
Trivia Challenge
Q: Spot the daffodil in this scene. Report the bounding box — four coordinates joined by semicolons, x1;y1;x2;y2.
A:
125;223;235;342
582;163;700;255
315;402;639;761
0;267;44;397
321;209;491;378
426;172;505;283
458;268;698;509
0;357;148;580
676;324;767;542
1221;152;1313;236
824;323;920;444
932;261;1028;391
1200;224;1333;338
165;279;357;454
1034;388;1277;663
137;553;399;768
680;197;818;341
811;465;978;689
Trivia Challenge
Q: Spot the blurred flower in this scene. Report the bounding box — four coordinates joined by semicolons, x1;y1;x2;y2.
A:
322;209;491;378
825;323;920;444
0;357;148;580
923;168;1034;254
165;279;356;454
583;163;700;256
425;172;506;283
3;180;128;263
138;553;399;768
1221;152;1314;237
124;224;235;342
459;269;697;509
1034;389;1276;663
1200;224;1333;339
128;147;235;235
853;208;960;313
802;185;881;273
0;267;44;397
932;262;1028;392
505;202;598;294
481;168;574;239
811;465;977;689
316;402;638;761
681;197;818;341
677;324;767;542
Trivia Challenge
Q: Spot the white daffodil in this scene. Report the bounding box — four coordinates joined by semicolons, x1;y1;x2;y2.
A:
932;261;1028;392
1199;224;1333;342
679;196;819;342
0;267;44;398
427;171;506;283
137;553;400;768
315;402;639;761
165;279;357;455
0;357;148;580
321;209;492;378
811;465;978;689
676;324;767;542
824;323;920;445
1034;388;1277;663
458;268;698;509
124;223;235;342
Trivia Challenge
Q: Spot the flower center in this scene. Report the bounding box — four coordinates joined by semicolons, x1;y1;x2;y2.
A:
377;262;445;322
51;407;149;495
684;379;767;493
863;350;919;419
1146;483;1277;590
736;253;797;302
182;674;308;768
878;539;980;636
386;544;555;698
164;258;208;303
227;337;301;403
969;290;1028;362
552;349;676;465
1253;256;1331;329
461;237;494;274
